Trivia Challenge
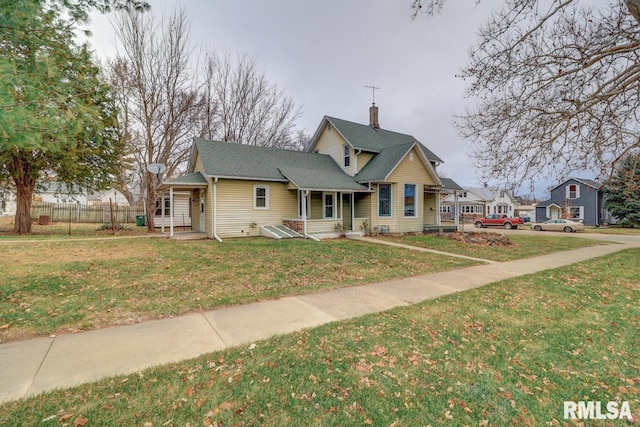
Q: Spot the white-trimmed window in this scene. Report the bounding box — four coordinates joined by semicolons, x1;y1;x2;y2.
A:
254;185;269;209
568;206;584;220
566;184;580;199
378;184;391;217
323;192;335;219
343;145;350;167
155;199;170;216
404;184;417;217
440;205;451;213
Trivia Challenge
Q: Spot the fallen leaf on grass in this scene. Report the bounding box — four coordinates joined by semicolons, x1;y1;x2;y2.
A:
59;413;74;422
0;324;9;329
74;415;89;427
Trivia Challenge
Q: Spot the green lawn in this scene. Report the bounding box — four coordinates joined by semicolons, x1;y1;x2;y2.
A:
2;249;638;425
585;226;640;235
377;232;605;261
0;238;478;342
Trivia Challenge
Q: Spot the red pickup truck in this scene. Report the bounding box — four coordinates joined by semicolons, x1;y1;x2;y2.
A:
474;214;524;230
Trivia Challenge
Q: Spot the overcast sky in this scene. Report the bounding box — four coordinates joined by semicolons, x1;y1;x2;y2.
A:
85;0;527;193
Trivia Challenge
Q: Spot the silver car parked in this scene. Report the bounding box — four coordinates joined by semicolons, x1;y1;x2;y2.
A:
531;219;584;233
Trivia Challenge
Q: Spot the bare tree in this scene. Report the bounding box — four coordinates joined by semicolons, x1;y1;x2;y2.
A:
110;9;200;230
104;10;306;231
412;0;640;189
198;52;302;148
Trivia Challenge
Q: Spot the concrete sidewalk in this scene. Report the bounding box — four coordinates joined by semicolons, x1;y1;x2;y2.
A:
1;235;638;403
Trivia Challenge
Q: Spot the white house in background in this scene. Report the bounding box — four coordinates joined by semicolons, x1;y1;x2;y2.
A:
87;188;130;206
441;187;517;219
35;182;130;206
0;186;17;217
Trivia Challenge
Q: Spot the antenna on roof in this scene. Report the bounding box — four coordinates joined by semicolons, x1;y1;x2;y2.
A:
365;85;381;105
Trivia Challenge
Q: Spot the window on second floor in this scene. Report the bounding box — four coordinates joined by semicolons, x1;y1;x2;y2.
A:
343;145;350;167
567;184;580;199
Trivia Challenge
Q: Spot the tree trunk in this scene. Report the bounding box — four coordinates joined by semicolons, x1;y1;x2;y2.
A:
145;172;156;232
9;153;37;235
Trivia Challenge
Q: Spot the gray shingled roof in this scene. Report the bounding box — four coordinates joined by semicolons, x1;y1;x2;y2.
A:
279;166;368;191
354;143;415;183
325;116;444;164
191;139;368;191
440;177;463;191
550;177;601;190
163;172;208;186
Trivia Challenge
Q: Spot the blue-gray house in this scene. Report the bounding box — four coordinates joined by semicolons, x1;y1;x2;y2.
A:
535;178;615;226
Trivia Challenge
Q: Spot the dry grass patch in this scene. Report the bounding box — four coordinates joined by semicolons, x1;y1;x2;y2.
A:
377;232;605;261
0;237;478;343
1;249;638;425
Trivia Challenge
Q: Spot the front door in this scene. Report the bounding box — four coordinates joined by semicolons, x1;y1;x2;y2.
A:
342;193;353;231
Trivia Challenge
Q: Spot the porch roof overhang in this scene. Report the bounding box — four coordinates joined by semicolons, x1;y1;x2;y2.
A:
279;166;369;193
158;172;209;190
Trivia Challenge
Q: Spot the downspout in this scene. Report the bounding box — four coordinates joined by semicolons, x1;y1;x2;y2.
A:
211;177;223;242
354;149;361;174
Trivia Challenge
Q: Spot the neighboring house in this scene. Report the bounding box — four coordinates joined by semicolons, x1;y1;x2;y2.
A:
515;205;536;221
0;185;17;217
35;182;130;206
441;187;517;221
87;188;130;206
535;178;614;226
159;106;461;240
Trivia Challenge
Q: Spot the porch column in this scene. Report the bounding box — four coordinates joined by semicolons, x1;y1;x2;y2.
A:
351;193;355;231
169;186;174;238
436;190;441;226
161;192;165;234
302;190;308;235
454;191;460;231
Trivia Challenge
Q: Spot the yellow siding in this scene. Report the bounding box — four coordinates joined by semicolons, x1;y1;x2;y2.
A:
216;179;298;238
354;193;370;219
309;192;323;219
366;148;441;233
387;147;437;185
356;152;375;174
191;189;201;232
313;124;353;176
205;180;213;238
307;219;342;234
423;192;437;225
193;153;205;174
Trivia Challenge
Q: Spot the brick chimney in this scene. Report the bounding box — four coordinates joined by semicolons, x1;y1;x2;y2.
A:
369;103;380;129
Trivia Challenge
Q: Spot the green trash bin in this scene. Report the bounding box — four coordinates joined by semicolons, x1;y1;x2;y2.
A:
136;215;146;227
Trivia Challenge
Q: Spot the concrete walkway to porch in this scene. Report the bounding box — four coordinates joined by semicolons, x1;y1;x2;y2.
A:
1;231;639;403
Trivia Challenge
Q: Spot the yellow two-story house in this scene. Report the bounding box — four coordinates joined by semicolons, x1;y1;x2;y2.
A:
160;105;459;240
